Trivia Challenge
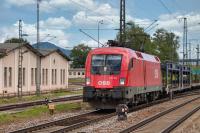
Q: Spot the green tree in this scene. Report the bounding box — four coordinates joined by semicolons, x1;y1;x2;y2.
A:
70;44;91;68
116;21;157;55
4;37;29;44
116;22;180;62
152;28;179;62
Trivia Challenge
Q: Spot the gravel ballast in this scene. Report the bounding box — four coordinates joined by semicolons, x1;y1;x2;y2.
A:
72;95;200;133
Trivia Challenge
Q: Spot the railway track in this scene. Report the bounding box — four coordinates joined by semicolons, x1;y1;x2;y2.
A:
162;103;200;133
9;90;200;133
9;110;115;133
120;96;200;133
0;95;82;111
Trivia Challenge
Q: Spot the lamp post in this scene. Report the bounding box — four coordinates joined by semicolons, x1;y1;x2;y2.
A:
98;20;103;48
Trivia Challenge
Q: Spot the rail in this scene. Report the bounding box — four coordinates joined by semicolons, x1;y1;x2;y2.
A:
120;96;200;133
9;90;200;133
162;105;200;133
0;95;82;111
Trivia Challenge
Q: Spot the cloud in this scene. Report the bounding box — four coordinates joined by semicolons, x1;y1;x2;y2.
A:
5;0;96;13
80;39;107;48
71;2;118;27
5;0;119;28
153;12;200;59
40;17;71;29
6;0;35;6
5;0;120;29
157;12;200;36
0;17;71;47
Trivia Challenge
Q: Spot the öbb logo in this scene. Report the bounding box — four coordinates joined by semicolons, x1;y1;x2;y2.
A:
98;81;110;85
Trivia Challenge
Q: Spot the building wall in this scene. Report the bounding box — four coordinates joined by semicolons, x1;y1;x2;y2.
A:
1;47;17;93
0;59;3;93
0;46;34;94
0;47;69;95
41;52;68;91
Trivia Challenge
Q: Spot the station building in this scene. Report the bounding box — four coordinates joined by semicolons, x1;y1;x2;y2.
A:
68;68;85;78
0;43;70;96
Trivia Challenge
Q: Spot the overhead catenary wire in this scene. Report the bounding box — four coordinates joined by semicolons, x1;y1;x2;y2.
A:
158;0;172;14
69;0;118;24
144;20;158;32
157;0;180;24
145;24;159;33
79;29;106;47
80;28;120;31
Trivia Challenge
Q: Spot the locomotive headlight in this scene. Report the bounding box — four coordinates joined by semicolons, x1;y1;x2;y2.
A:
120;78;125;85
86;77;91;85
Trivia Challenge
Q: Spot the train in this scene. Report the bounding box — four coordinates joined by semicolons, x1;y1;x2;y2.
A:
83;47;192;109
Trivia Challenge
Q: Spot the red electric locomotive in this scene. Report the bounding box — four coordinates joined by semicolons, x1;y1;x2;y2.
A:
83;47;162;109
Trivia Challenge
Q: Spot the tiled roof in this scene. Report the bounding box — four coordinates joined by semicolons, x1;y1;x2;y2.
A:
0;43;42;56
38;49;57;56
0;43;70;61
38;49;71;61
0;43;20;52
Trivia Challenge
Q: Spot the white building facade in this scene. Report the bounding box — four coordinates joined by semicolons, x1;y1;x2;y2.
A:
0;43;70;95
68;68;85;78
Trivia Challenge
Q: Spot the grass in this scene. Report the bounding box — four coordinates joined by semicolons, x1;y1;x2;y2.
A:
69;78;85;83
0;102;81;125
0;90;83;106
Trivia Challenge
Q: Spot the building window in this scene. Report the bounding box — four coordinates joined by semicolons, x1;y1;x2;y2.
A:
60;69;62;85
8;67;12;87
19;68;22;86
78;72;80;75
63;69;65;85
73;72;76;75
52;69;54;85
4;67;7;87
35;68;37;85
69;72;72;75
82;72;85;75
44;69;46;85
46;69;48;85
23;68;25;86
42;69;45;85
55;69;57;85
31;68;34;85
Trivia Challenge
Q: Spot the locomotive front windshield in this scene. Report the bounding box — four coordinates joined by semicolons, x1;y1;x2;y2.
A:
91;54;122;75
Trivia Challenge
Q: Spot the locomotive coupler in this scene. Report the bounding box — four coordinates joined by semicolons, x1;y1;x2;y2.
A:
116;104;129;121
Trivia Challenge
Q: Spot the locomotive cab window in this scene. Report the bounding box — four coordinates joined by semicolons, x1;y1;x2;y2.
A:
91;54;122;75
128;58;134;70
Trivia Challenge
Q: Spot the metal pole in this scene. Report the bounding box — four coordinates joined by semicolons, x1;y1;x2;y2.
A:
98;22;99;48
196;44;200;83
36;0;41;96
197;44;199;66
185;18;188;62
97;20;103;48
189;43;191;65
183;18;187;65
18;20;23;98
170;33;173;62
120;0;126;46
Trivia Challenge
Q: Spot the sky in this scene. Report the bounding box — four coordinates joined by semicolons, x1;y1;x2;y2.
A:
1;0;200;58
